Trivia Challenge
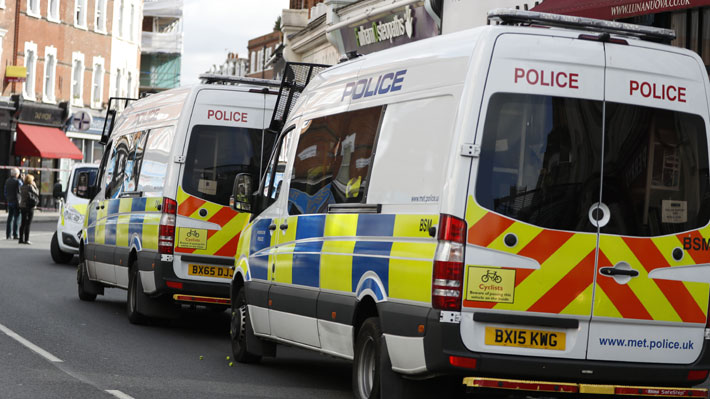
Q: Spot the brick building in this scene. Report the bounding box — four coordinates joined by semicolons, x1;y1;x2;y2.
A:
246;30;283;80
0;0;142;207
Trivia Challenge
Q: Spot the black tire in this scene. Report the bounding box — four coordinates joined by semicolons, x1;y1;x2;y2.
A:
77;261;97;302
230;287;261;363
51;232;74;264
353;317;384;399
127;267;147;324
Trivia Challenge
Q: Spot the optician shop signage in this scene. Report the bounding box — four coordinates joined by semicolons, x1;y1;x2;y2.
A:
339;2;439;56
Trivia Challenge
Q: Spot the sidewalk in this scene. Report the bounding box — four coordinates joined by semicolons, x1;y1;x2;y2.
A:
0;210;59;223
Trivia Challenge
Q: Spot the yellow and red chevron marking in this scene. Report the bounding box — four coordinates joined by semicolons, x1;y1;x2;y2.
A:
464;198;709;323
175;187;250;258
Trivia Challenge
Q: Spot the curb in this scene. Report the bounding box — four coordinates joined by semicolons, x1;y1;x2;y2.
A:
0;212;59;223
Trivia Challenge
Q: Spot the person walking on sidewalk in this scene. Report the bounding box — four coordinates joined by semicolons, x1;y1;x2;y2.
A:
4;168;22;239
18;174;38;245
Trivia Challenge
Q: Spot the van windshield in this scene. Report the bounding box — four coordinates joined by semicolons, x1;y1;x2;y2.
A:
183;125;275;206
475;93;710;236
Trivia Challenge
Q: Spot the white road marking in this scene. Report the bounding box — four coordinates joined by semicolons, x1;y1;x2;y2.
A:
106;390;136;399
0;322;63;363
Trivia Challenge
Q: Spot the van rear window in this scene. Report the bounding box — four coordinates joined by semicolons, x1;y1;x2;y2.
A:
183;125;274;206
476;93;710;236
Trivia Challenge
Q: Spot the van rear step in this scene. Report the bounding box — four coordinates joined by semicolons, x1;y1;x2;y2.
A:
172;294;230;306
463;377;708;398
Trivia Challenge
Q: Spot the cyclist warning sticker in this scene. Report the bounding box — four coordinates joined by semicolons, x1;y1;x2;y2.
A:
177;228;208;250
465;266;515;303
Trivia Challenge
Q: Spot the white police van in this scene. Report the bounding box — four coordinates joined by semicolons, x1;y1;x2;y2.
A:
230;10;710;399
77;75;279;324
51;163;98;263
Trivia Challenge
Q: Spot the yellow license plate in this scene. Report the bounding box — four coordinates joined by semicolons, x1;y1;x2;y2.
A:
187;264;234;279
484;327;566;350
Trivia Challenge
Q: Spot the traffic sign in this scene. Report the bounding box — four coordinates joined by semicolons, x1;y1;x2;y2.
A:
71;110;92;131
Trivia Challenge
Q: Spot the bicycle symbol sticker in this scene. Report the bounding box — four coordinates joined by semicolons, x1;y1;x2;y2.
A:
465;266;515;304
177;227;208;250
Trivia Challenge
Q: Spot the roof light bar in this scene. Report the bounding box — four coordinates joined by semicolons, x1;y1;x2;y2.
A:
487;9;676;43
199;73;281;88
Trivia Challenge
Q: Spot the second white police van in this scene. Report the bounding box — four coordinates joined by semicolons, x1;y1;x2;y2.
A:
230;10;710;399
78;75;278;323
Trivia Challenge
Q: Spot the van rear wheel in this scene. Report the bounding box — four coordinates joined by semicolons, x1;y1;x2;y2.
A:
51;232;73;264
230;288;261;363
77;261;97;302
127;267;147;324
353;317;382;399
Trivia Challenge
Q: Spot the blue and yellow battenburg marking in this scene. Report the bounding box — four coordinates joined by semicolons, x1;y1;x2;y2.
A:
237;213;439;304
85;197;162;250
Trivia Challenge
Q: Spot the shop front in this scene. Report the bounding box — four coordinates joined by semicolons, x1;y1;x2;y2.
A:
532;0;710;72
12;100;82;209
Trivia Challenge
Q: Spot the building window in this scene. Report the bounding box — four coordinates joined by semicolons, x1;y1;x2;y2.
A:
126;71;133;98
114;68;122;96
129;3;135;40
27;0;40;17
71;52;85;106
95;0;107;32
0;0;6;9
75;0;88;28
47;0;60;22
23;42;38;100
91;56;104;109
250;51;256;74
118;0;124;37
43;46;57;103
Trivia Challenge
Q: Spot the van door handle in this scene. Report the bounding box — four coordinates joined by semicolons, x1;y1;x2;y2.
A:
279;223;288;230
268;223;277;231
600;267;639;277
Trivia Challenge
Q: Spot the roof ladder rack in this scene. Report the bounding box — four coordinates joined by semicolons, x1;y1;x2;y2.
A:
487;9;676;43
198;73;281;88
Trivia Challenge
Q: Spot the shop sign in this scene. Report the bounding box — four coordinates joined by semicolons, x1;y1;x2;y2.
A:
532;0;710;21
5;66;26;83
339;3;439;55
17;103;64;127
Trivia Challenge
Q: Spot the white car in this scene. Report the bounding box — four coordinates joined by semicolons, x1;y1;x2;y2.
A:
51;163;98;263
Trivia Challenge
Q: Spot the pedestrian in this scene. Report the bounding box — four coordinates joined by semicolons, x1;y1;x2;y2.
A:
18;174;39;245
4;167;22;239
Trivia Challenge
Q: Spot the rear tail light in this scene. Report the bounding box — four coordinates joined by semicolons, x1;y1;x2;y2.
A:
687;370;709;382
159;197;177;255
449;355;477;369
432;214;467;311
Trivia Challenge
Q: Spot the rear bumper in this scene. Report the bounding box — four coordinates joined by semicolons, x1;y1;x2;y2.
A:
421;309;710;387
141;252;231;302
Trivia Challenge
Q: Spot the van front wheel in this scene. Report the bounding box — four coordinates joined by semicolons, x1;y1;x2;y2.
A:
51;232;73;264
230;288;261;363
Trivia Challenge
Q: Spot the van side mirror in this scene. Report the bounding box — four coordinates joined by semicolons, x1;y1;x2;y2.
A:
75;172;93;199
53;183;64;200
230;173;254;213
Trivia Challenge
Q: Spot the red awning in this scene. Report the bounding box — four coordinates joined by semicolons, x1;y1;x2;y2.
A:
532;0;710;21
14;123;83;160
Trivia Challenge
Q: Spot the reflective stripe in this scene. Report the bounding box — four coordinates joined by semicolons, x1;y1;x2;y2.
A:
464;198;710;322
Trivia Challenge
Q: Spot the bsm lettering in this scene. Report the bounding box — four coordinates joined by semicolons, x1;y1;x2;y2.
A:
342;69;407;101
683;236;710;251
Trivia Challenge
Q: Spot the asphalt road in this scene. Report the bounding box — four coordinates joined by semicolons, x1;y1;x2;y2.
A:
0;221;352;399
2;221;709;399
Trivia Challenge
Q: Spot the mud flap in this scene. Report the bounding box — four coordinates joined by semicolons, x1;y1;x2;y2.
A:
135;273;180;319
245;312;276;357
379;336;460;398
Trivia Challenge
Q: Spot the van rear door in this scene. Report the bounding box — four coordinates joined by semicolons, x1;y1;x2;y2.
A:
588;43;710;364
463;33;605;360
174;89;276;284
